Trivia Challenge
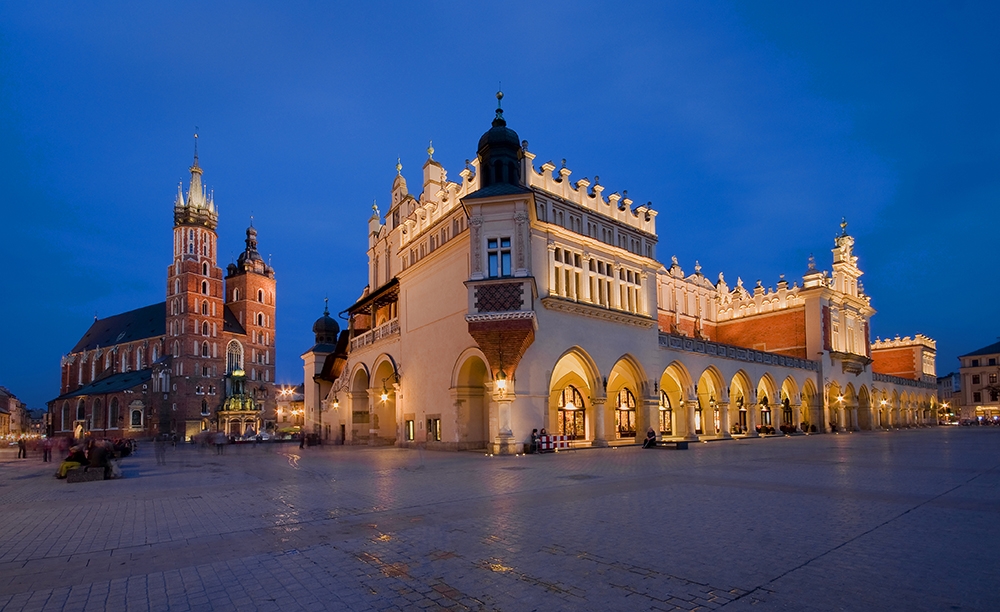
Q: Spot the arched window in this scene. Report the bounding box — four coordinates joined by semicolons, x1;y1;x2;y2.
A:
557;385;585;440
174;279;180;295
121;353;128;371
201;280;208;295
131;408;142;428
257;313;264;326
257;289;264;302
202;342;210;357
136;350;143;370
109;398;120;428
659;390;673;435
202;321;209;336
201;398;210;415
105;353;112;369
172;341;180;358
201;301;208;315
61;402;70;431
77;399;86;422
202;262;208;276
93;399;102;430
233;288;240;301
151;344;159;362
615;388;637;438
226;340;244;374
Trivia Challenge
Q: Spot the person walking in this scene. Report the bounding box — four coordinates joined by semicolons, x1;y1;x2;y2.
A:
42;438;52;462
154;435;167;465
16;439;27;459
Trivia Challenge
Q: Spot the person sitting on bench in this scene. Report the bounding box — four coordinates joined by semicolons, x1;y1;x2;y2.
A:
642;427;657;449
56;446;88;478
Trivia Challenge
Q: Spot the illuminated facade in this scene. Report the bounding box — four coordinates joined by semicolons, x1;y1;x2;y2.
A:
49;147;277;440
305;97;938;453
956;341;1000;422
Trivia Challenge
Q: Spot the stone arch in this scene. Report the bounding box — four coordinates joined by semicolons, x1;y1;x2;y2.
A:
756;373;778;432
607;355;647;441
779;376;799;431
696;366;725;437
729;370;754;435
857;385;872;430
661;361;695;438
550;347;602;444
371;355;400;445
891;389;901;427
827;380;843;432
801;378;818;432
347;363;371;443
452;348;490;450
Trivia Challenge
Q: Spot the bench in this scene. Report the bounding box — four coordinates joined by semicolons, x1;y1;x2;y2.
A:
653;440;689;450
538;435;573;453
66;467;107;483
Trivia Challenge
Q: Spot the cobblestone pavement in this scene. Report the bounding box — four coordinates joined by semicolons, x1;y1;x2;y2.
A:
0;428;997;611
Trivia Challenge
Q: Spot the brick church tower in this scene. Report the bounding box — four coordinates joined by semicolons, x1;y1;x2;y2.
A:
225;224;277;414
165;139;226;429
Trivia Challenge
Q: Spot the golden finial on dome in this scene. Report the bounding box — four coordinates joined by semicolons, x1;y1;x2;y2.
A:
396;157;402;175
427;140;434;160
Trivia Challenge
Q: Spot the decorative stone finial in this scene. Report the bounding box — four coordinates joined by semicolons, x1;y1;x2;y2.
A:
396;157;402;175
808;253;816;270
840;217;848;236
371;199;379;218
427;140;434;161
324;297;329;317
192;128;199;167
694;260;702;274
671;255;679;266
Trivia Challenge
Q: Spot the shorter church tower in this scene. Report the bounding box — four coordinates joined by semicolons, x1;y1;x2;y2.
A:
225;225;277;416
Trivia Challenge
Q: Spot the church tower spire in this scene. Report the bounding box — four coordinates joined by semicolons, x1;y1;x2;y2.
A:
174;131;218;230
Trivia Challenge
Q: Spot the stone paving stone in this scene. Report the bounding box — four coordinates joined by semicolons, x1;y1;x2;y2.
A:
1;429;999;610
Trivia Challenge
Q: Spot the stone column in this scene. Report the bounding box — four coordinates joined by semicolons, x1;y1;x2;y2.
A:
684;399;699;441
591;398;608;447
718;402;732;439
582;254;592;303
492;390;517;455
850;405;859;431
793;403;803;433
746;404;759;437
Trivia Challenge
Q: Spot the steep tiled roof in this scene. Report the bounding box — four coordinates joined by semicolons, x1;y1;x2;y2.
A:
462;182;531;200
223;305;246;335
52;369;152;401
71;303;166;353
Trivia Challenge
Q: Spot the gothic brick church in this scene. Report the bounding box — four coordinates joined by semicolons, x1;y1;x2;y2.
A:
49;145;277;440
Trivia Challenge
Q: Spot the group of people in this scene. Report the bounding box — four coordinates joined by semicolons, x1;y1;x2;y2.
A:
55;438;122;479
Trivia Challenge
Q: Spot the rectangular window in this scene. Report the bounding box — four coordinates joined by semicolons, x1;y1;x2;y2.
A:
973;391;982;402
991;374;998;384
992;390;999;402
428;418;441;441
405;419;415;441
973;375;981;385
972;359;980;367
990;358;997;366
487;237;512;277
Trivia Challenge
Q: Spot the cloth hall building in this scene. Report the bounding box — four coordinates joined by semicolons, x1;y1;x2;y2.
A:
49;149;277;440
303;97;938;453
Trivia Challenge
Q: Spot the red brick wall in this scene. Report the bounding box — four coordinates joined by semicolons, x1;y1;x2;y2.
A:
871;346;919;380
715;308;807;358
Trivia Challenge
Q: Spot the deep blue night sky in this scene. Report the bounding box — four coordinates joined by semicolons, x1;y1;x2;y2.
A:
2;1;997;409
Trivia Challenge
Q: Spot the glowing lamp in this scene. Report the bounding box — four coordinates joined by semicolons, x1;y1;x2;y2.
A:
495;369;507;393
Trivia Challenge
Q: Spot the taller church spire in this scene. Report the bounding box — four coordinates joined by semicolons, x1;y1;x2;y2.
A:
174;132;218;230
